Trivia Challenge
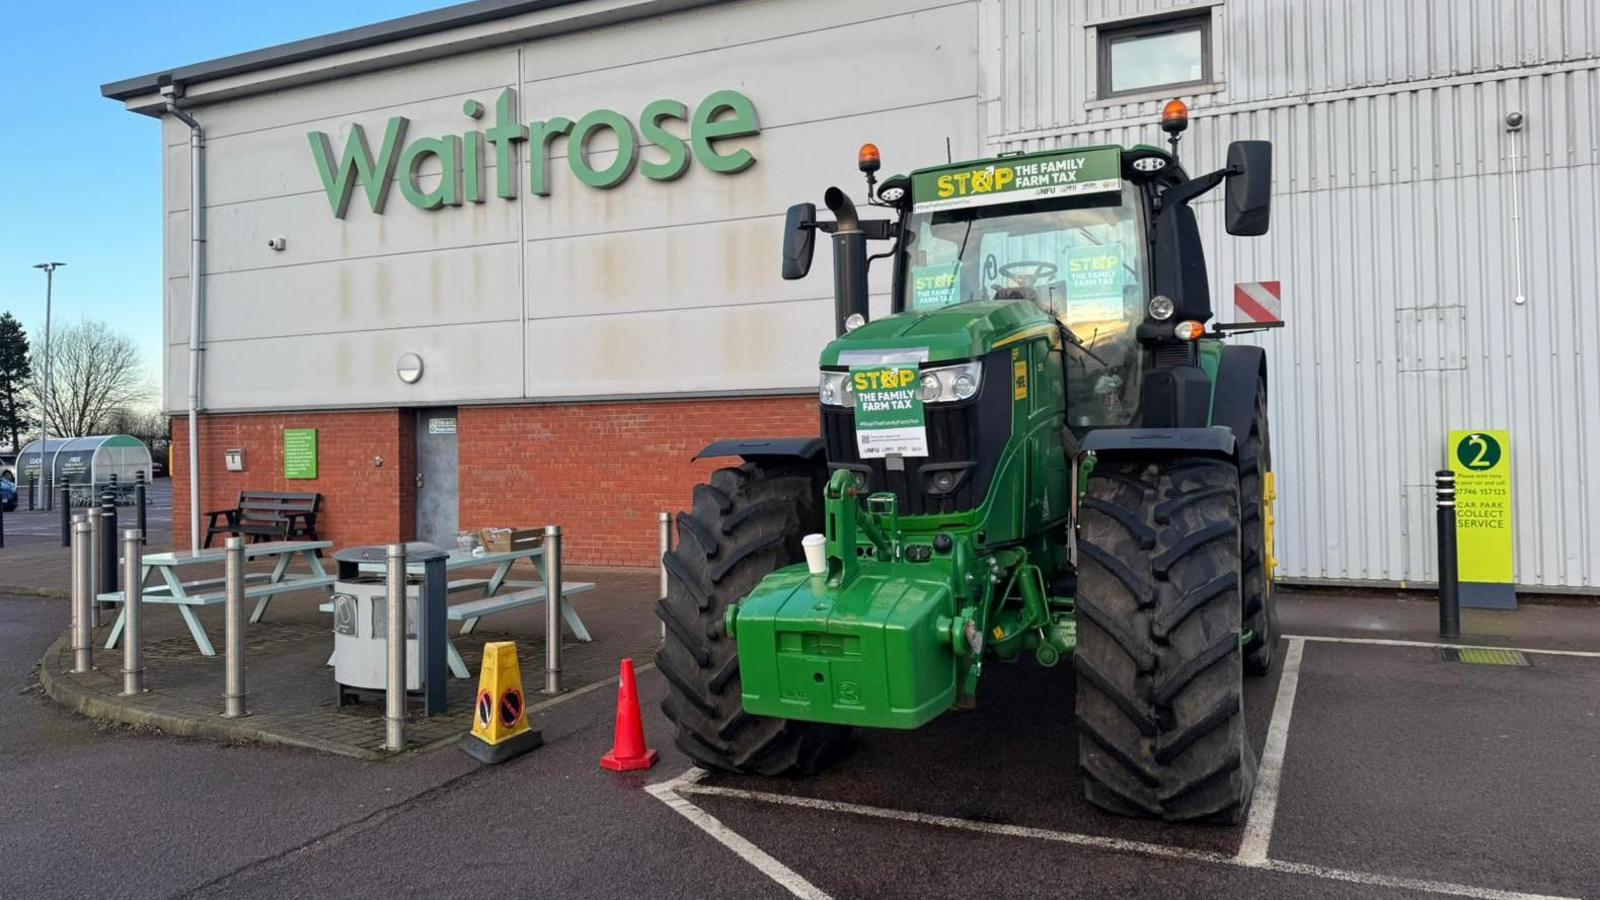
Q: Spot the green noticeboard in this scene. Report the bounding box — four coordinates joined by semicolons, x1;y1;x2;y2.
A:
284;429;318;480
851;365;927;459
1447;429;1513;609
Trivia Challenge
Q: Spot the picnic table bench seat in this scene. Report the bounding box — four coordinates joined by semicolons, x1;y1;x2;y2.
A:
205;491;322;548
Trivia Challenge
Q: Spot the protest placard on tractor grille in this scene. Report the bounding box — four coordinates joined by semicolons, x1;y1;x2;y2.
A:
851;365;928;458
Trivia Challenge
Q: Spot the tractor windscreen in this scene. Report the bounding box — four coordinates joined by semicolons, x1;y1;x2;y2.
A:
900;181;1148;427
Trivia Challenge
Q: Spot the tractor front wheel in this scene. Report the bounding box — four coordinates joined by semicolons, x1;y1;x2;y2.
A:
1075;455;1257;823
655;461;853;774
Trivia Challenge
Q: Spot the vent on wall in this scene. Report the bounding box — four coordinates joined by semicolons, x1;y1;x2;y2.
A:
1396;305;1467;372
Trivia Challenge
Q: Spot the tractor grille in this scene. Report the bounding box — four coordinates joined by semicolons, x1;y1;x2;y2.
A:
821;349;1012;516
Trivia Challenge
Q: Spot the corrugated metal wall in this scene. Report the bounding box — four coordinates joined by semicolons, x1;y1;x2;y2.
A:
979;0;1600;590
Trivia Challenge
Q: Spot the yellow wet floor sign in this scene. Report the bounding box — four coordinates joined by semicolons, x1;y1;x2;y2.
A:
460;641;543;764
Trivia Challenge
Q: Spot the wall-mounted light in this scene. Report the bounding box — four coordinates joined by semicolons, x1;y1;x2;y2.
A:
224;448;245;471
397;352;424;384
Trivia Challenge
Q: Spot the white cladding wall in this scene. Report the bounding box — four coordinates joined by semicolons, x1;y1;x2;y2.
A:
163;0;1599;590
164;0;982;410
981;0;1600;589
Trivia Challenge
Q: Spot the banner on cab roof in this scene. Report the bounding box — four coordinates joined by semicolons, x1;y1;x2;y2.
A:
912;148;1121;213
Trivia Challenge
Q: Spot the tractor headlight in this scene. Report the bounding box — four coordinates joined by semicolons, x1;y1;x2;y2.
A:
819;372;839;406
820;361;981;407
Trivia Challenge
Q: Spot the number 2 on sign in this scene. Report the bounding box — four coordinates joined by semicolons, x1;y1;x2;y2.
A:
1468;434;1491;468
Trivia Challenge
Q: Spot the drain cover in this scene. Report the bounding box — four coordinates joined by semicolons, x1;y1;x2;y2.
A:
1439;647;1530;666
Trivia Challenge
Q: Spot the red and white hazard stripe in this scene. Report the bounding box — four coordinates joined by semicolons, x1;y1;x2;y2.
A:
1233;281;1283;324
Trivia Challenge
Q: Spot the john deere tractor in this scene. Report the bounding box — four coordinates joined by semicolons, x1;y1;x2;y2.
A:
657;103;1279;823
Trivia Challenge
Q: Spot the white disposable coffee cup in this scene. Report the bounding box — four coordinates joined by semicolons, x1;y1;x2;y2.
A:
802;533;827;575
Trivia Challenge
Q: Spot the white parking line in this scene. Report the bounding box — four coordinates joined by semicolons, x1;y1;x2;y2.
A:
673;781;1577;900
645;769;832;900
1236;636;1305;864
1282;634;1600;659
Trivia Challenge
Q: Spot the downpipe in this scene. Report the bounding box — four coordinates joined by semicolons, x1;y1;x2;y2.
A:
164;86;205;551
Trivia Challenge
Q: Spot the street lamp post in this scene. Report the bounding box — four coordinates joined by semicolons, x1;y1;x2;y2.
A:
31;262;64;511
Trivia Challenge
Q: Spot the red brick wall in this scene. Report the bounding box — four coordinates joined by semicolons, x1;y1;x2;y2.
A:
170;410;415;551
459;397;817;566
170;397;817;564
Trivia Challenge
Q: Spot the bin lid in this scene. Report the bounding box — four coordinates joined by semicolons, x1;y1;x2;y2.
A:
333;542;449;564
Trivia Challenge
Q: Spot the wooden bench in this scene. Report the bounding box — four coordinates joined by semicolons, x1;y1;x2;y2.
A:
101;574;337;656
205;491;321;548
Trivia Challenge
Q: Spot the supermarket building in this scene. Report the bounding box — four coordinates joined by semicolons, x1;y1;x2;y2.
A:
104;0;1600;590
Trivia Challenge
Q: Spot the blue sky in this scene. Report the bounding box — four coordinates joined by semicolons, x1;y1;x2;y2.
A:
0;2;444;398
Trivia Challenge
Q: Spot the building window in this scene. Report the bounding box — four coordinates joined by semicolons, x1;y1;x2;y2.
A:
1098;13;1212;98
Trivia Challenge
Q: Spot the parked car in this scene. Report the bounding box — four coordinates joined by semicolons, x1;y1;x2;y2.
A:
0;475;15;512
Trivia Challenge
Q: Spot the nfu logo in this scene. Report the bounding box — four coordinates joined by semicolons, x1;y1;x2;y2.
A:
308;87;759;218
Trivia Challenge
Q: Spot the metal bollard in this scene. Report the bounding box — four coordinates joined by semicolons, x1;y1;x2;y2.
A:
122;529;145;695
223;537;248;717
72;516;93;673
659;512;672;639
135;484;147;545
1436;470;1461;639
384;543;407;751
59;486;71;547
100;489;119;596
0;485;6;549
543;524;563;695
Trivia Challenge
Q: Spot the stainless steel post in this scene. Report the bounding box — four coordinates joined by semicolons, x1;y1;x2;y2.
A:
89;502;103;627
71;516;92;673
384;543;407;751
543;524;563;694
658;512;671;639
223;537;247;717
658;512;671;598
122;529;144;695
67;513;81;647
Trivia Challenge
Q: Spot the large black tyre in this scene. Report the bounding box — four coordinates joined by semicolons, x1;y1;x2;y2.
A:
1075;456;1257;823
655;462;853;774
1239;383;1276;676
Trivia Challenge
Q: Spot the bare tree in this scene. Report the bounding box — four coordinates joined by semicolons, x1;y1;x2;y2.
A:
24;320;151;438
105;406;169;445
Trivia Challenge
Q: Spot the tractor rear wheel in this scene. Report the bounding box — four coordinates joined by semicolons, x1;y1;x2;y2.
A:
655;461;853;774
1075;455;1257;823
1240;384;1277;676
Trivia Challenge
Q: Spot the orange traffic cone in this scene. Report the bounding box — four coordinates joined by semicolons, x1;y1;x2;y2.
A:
601;658;658;771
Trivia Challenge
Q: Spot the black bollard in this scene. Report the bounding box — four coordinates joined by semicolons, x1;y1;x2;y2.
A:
1436;470;1460;639
100;489;119;596
135;484;147;545
60;485;72;547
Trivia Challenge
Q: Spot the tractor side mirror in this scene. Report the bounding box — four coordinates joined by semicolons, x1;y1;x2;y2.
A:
1224;140;1272;236
781;203;817;280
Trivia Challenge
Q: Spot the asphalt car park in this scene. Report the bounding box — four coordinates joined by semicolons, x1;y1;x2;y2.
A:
644;596;1600;900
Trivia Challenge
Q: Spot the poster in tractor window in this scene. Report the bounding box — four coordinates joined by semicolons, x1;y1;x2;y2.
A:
284;428;318;480
911;148;1121;213
851;365;928;458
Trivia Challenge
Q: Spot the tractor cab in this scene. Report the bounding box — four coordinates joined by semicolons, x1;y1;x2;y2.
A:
893;173;1150;429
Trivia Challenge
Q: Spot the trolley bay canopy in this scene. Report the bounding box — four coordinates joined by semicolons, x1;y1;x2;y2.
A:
18;436;155;499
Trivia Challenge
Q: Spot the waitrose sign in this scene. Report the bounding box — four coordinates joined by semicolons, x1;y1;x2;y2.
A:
308;87;759;218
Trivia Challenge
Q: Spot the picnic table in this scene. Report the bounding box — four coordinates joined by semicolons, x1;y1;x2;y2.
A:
100;541;335;656
320;544;595;679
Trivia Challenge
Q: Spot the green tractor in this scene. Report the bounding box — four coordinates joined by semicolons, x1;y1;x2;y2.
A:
656;103;1280;823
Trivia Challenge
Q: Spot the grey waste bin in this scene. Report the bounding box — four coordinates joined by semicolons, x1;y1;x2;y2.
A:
330;543;449;709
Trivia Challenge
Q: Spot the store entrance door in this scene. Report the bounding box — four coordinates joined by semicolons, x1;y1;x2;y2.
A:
415;408;460;546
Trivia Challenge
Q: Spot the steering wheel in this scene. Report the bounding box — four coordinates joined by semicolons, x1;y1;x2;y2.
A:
999;260;1058;287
